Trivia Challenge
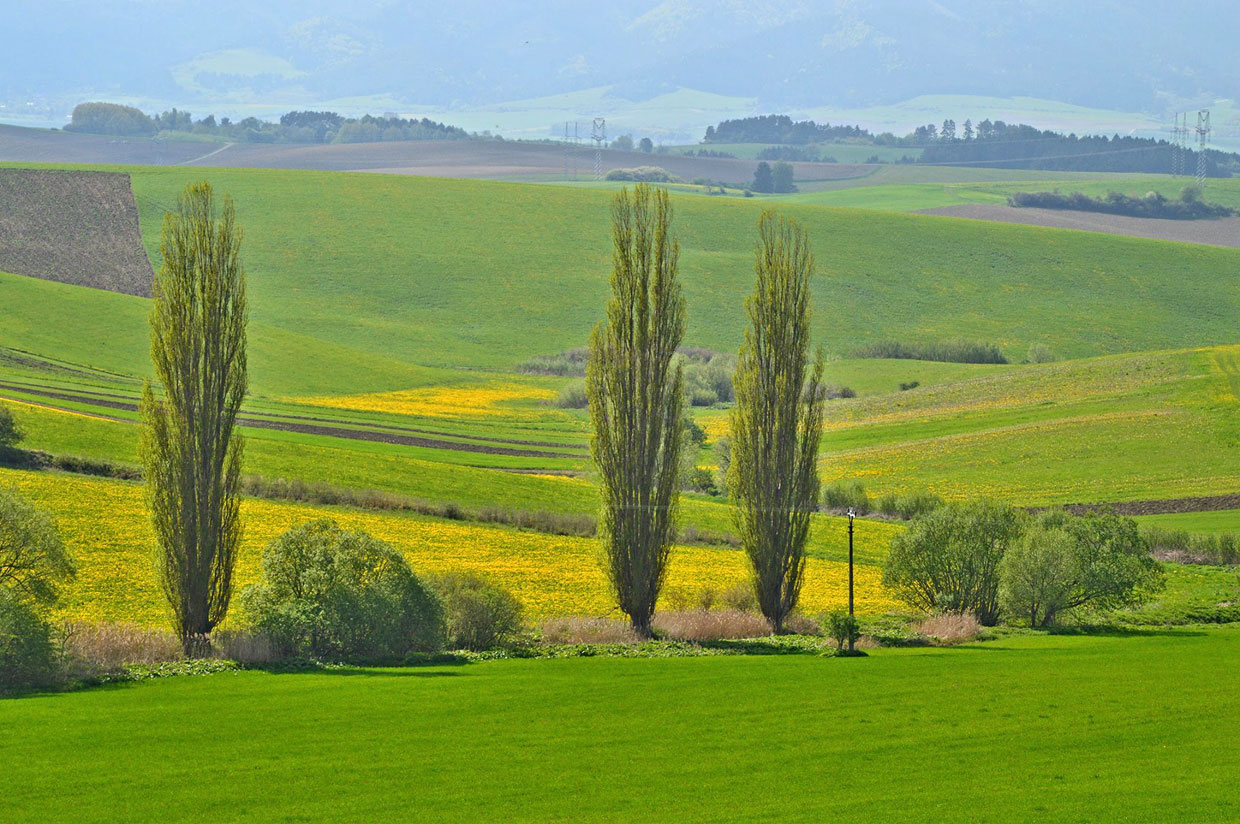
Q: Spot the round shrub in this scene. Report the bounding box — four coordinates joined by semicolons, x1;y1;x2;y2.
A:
430;572;523;651
822;610;860;652
555;382;589;409
1002;509;1163;627
0;403;22;451
241;519;444;662
999;524;1075;627
0;486;74;606
0;588;59;694
883;499;1024;625
823;480;870;514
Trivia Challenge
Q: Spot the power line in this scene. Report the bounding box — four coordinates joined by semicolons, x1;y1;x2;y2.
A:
1196;109;1211;189
591;118;606;180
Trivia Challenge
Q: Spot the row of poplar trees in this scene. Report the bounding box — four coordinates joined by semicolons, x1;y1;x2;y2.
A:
588;184;824;636
139;180;823;652
141;182;248;656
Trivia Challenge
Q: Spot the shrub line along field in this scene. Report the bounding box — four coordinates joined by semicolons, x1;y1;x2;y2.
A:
921;203;1240;248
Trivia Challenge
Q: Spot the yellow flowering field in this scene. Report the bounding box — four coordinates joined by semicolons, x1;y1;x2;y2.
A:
294;381;560;420
2;468;898;628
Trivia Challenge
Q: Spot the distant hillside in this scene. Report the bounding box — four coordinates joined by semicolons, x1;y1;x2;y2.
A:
703;115;1240;177
2;1;1237;117
0;168;152;296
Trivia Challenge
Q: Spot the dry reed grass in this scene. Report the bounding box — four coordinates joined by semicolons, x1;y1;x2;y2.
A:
211;630;278;665
652;609;772;642
62;622;181;676
540;616;639;645
914;612;981;645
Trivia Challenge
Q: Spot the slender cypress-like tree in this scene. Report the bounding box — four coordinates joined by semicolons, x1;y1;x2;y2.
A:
140;182;247;655
586;184;686;637
729;211;825;633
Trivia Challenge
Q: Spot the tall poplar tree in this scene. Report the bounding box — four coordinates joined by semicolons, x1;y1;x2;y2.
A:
140;182;247;655
586;184;686;637
729;211;825;632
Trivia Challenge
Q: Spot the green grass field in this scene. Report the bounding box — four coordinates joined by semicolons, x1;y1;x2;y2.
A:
778;170;1240;212
5;160;1240;520
2;627;1237;822
7;161;1240;396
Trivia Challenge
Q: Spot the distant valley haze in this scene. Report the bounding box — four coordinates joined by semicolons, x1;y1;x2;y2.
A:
2;1;1238;146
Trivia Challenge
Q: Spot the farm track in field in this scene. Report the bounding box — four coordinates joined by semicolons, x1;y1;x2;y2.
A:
921;203;1240;248
0;382;583;460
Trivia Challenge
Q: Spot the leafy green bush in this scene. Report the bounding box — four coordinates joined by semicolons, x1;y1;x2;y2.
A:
1026;343;1057;364
0;404;21;451
682;467;718;495
64;102;156;136
822;610;860;651
998;524;1076;627
1002;510;1164;627
1142;526;1240;564
822;480;870;514
604;167;679;183
516;347;589;376
883;500;1024;625
680;351;735;406
0;486;75;606
875;490;944;520
1008;188;1235;219
852;340;1008;364
0;588;59;694
555;381;589;409
241;519;444;662
430;572;523;651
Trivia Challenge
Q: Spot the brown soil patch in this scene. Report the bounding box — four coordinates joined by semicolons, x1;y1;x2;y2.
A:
0;168;153;296
0;124;870;185
920;204;1240;248
0;124;209;166
1051;495;1240;517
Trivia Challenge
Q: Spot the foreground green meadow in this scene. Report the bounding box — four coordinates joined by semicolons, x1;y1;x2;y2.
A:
2;628;1237;822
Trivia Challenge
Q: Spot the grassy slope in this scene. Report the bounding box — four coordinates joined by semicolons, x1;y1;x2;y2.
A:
5;161;1240;528
780;172;1240;213
2;629;1238;822
6;162;1240;396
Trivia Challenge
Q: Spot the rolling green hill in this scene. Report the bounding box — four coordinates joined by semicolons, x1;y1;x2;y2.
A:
3;162;1240;525
5;162;1240;402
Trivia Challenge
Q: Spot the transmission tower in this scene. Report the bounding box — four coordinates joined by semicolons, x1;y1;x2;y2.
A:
562;121;581;180
1171;112;1184;177
1195;109;1211;189
591;118;606;180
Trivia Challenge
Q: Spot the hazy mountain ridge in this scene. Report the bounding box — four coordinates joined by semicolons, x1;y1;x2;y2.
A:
4;0;1236;119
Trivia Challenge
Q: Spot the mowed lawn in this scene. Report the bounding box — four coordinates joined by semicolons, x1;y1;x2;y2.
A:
2;628;1237;822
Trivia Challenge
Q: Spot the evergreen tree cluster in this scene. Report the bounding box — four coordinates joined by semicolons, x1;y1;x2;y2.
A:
705;115;869;145
700;113;1239;176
